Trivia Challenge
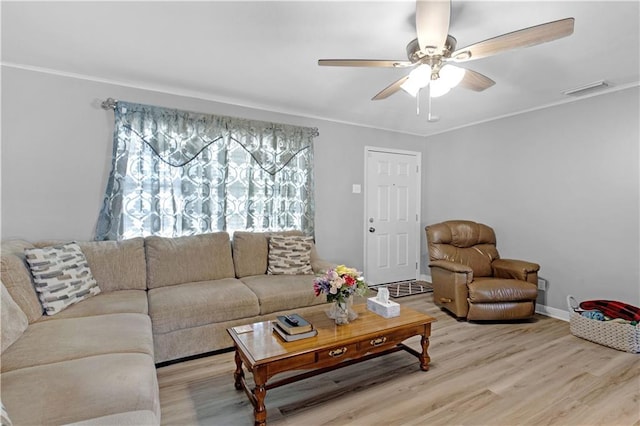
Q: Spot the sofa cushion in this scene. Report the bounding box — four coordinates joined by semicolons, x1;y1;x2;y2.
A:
267;235;314;275
1;313;153;373
0;251;43;323
0;353;159;426
0;282;28;354
145;232;235;289
24;243;101;315
77;238;147;291
148;278;260;334
37;290;148;321
232;230;304;278
468;277;538;303
232;232;269;278
240;274;326;315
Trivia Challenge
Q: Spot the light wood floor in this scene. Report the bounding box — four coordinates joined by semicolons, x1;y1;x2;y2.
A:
157;293;640;425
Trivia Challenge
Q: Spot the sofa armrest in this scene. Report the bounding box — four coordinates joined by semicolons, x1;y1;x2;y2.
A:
492;258;540;283
310;245;336;274
311;259;336;275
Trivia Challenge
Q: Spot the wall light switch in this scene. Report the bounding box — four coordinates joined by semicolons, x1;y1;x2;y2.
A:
352;184;361;194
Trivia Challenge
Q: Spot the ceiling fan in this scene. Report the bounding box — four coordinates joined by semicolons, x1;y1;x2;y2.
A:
319;0;574;101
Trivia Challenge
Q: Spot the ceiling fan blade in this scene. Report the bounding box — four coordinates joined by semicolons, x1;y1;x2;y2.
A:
416;0;451;54
451;17;574;62
318;59;413;68
458;69;495;91
372;76;410;100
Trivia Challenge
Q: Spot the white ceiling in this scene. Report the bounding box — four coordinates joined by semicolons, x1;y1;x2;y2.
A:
2;1;639;136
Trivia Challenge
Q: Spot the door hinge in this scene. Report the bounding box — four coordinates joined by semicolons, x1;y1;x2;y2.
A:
416;262;418;269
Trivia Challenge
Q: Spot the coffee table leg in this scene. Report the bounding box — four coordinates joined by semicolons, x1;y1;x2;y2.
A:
420;325;431;371
253;367;268;426
233;348;244;390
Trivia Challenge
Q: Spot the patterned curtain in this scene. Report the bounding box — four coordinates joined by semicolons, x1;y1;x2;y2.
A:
95;101;317;240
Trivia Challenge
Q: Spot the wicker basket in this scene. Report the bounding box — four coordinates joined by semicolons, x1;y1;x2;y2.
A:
567;296;640;353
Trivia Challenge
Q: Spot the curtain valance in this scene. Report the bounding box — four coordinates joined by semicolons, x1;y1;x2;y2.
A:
115;101;318;174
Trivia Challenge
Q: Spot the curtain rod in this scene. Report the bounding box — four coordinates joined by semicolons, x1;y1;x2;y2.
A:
99;98;318;136
101;98;117;110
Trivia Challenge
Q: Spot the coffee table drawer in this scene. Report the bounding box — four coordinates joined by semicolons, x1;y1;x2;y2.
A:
316;342;359;363
315;325;422;364
357;326;423;353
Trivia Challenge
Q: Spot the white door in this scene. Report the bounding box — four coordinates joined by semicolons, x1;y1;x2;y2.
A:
364;148;421;285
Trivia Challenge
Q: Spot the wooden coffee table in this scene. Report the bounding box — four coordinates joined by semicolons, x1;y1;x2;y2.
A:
227;304;436;425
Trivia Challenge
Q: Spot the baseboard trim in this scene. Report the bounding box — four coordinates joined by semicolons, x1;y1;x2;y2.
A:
536;304;570;322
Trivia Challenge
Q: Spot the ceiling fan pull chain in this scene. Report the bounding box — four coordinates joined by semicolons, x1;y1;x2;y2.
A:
427;87;439;122
416;90;420;115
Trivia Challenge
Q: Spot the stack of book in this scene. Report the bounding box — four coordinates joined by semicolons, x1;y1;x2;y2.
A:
272;313;317;342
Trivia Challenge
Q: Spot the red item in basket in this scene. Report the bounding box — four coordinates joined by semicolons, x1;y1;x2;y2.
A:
579;300;640;322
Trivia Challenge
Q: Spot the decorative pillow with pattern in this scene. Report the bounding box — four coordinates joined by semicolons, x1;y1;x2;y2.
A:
267;235;314;275
24;243;101;315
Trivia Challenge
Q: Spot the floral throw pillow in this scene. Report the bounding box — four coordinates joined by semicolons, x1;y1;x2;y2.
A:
267;235;314;275
24;243;101;315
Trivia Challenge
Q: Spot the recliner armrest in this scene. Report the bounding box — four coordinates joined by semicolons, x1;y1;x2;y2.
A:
429;260;473;275
492;258;540;283
428;260;473;317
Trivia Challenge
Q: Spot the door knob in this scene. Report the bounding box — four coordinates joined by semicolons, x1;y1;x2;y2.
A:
369;227;376;233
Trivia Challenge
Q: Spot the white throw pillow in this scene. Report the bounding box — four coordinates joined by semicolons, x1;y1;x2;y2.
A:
24;243;101;315
267;235;314;275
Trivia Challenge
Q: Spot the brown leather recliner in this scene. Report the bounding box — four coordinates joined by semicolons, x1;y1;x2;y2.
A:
426;220;540;321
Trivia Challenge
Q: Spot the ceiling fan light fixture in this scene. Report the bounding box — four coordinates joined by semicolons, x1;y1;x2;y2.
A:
400;80;422;97
439;65;466;88
429;79;451;97
401;64;432;97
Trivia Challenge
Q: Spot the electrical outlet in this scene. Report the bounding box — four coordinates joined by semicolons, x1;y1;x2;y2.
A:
537;277;548;291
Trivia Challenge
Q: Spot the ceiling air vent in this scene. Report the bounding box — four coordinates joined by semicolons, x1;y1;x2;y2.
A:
562;80;610;97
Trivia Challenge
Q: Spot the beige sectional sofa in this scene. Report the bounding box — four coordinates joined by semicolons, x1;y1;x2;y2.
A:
1;231;332;425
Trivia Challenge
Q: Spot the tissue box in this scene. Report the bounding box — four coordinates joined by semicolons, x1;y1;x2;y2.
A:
367;297;400;318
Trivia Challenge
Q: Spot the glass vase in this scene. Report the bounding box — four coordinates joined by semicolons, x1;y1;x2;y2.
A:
327;296;358;325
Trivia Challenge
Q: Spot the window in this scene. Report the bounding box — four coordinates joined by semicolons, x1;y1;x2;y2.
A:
96;101;317;240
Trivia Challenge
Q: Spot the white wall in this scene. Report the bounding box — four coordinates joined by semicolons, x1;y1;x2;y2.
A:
422;87;640;311
0;66;425;270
